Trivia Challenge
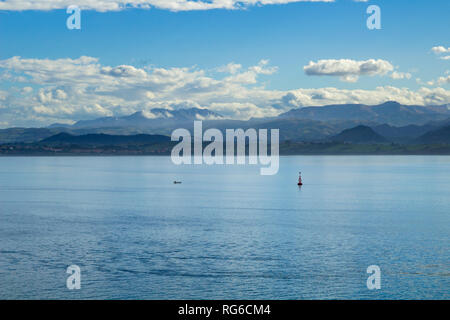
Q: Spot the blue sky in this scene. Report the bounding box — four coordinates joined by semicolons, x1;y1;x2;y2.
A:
0;0;449;127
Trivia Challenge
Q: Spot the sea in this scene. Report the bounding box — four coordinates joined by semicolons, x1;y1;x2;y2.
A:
0;156;448;299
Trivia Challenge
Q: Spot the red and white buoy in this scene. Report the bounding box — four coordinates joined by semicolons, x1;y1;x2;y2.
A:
297;172;303;186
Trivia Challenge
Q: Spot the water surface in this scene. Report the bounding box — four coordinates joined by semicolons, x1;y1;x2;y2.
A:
0;156;448;299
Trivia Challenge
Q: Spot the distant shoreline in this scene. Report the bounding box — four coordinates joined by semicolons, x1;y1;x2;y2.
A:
2;139;450;157
1;148;450;156
1;154;450;157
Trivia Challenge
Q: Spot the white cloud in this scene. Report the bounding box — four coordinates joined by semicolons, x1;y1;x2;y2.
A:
1;55;449;127
21;86;33;94
390;71;412;80
431;46;450;54
427;75;450;86
303;59;394;82
282;86;450;108
437;76;450;85
217;63;242;74
431;46;450;61
0;56;281;125
0;0;335;12
225;59;278;84
0;90;8;101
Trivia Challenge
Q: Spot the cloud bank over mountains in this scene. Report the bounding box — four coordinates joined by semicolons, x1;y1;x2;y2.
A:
0;55;449;128
0;0;336;12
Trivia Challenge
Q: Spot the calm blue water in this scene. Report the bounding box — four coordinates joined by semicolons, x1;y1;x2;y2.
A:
0;156;448;300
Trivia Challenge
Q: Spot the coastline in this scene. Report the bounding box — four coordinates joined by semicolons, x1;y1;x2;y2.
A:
2;142;450;156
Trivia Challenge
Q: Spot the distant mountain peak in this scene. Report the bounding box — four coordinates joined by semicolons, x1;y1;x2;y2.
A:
149;108;174;118
379;101;401;106
126;111;157;120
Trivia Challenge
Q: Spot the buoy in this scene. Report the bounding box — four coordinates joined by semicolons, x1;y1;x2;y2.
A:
297;172;303;186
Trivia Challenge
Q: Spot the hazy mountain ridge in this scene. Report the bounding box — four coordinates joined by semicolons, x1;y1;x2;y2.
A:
1;102;450;145
66;108;224;129
279;101;450;126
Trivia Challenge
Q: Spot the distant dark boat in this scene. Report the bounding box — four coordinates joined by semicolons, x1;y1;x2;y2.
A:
173;181;182;184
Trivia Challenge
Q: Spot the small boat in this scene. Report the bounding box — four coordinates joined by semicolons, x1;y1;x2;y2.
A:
297;172;303;186
173;181;182;184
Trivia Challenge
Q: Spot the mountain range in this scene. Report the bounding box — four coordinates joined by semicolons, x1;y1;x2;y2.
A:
1;102;450;145
51;108;224;129
278;101;450;126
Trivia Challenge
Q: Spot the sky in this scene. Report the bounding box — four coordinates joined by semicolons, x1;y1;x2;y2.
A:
0;0;449;127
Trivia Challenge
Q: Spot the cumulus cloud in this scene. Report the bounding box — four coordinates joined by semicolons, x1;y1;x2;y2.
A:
20;86;33;94
303;59;394;82
436;76;450;85
0;0;334;12
225;59;278;84
0;90;8;101
100;65;147;78
0;56;281;125
427;75;450;86
280;86;450;108
431;46;450;61
0;55;449;127
431;46;450;55
217;63;242;75
390;71;412;80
